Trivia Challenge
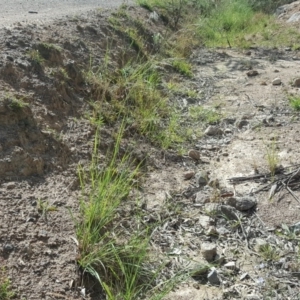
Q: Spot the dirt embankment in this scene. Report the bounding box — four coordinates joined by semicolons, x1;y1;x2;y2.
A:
1;1;300;299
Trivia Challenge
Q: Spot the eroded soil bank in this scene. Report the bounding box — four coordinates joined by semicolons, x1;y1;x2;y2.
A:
1;1;300;299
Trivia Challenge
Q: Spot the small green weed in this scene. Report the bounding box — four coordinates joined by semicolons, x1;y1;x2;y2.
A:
0;269;14;300
189;105;221;124
28;49;44;65
265;140;279;178
258;244;280;261
172;59;192;77
7;97;28;111
289;95;300;111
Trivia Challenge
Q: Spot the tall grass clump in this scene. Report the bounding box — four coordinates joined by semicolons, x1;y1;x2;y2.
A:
75;127;176;299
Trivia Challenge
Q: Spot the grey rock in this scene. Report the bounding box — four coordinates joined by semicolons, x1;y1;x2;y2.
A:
207;267;220;285
272;78;281;85
204;126;223;136
201;242;217;261
217;205;239;220
224;261;236;269
236;196;256;211
195;171;209;187
235;119;249;129
226;196;256;211
204;203;218;214
195;192;210;204
245;295;261;300
199;215;214;229
207;226;217;235
287;12;300;23
149;11;159;22
216;226;230;236
3;243;14;252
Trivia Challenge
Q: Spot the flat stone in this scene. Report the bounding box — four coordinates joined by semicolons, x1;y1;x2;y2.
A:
201;242;217;261
272;78;281;85
224;261;236;269
207;267;220;285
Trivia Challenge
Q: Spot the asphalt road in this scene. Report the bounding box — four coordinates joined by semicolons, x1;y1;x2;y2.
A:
0;0;134;26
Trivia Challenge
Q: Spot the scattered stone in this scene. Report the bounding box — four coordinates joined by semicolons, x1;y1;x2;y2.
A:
188;149;200;160
207;267;220;285
224;261;236;269
204;126;223;136
293;78;300;87
3;243;14;252
199;215;214;230
195;171;209;187
289;221;300;234
226;196;256;211
272;78;281;85
217;205;239;220
247;70;258;77
245;50;251;56
240;273;249;281
204;203;218;214
260;81;267;85
216;226;230;236
195;192;210;204
149;11;159;22
235;119;249;129
183;171;195;180
208;179;219;188
236;196;256;211
201;242;217;261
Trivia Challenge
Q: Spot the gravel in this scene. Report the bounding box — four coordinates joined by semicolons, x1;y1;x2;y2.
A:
0;0;134;27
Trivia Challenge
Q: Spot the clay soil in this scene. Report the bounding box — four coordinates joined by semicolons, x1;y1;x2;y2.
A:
1;2;300;300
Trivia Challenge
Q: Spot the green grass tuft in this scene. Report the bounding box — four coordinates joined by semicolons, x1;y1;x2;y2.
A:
289;95;300;111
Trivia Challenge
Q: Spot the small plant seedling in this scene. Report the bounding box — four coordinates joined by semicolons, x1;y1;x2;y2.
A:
37;199;57;222
258;244;279;261
28;49;44;65
172;59;193;77
265;140;279;178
